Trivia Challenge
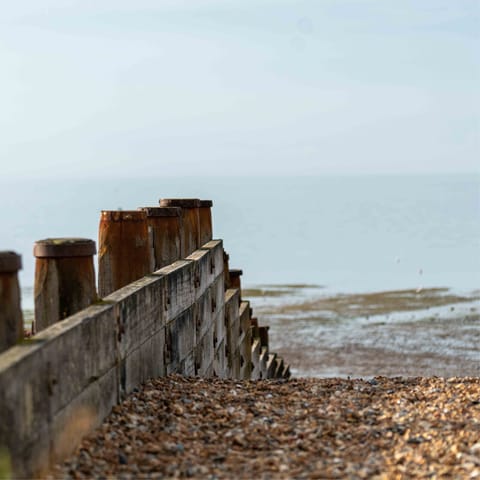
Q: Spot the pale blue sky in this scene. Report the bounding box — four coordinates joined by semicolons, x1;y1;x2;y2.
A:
1;0;478;177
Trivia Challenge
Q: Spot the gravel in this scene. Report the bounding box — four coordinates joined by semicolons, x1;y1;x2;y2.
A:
49;375;480;479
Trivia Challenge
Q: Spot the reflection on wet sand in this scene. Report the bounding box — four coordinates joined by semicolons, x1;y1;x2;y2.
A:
247;285;480;379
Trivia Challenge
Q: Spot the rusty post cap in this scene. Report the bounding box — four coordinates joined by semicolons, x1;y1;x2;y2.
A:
101;210;147;222
138;207;182;217
0;251;22;273
34;238;96;258
199;200;213;208
229;269;243;278
159;198;200;209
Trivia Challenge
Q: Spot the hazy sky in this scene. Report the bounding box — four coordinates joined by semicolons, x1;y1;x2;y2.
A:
1;0;478;177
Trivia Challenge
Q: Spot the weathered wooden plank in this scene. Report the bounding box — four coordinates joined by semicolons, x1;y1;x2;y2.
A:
158;260;195;323
210;271;224;324
179;351;196;377
238;301;252;380
239;347;252;380
213;338;227;378
123;327;166;394
106;274;165;362
238;301;250;339
224;289;240;379
199;240;224;280
46;305;118;415
274;356;285;379
267;353;277;379
195;280;222;342
50;366;117;466
259;346;269;380
0;345;51;479
203;360;215;377
0;302;117;478
186;248;211;301
250;336;261;380
165;307;195;374
195;322;215;377
187;241;224;299
213;302;226;354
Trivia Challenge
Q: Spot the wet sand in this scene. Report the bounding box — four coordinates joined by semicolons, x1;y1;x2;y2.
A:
246;286;480;378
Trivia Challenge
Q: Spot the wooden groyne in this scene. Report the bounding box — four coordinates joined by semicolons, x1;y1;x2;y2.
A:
0;198;290;478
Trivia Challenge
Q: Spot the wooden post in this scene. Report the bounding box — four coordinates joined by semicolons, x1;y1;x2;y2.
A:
159;198;200;258
98;210;151;297
223;251;231;290
258;326;269;349
33;238;97;332
229;269;242;289
229;269;243;303
0;252;23;353
198;200;213;247
138;207;182;270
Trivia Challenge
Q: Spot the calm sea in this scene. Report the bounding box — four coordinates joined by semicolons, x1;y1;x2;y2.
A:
1;174;479;310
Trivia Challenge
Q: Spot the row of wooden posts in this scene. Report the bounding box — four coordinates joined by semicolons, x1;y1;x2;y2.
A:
0;198;224;353
0;196;291;478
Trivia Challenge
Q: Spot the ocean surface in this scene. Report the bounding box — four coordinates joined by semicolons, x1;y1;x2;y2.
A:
1;174;479;376
1;174;478;296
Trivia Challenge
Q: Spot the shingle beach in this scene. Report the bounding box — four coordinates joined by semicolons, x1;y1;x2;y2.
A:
50;374;480;479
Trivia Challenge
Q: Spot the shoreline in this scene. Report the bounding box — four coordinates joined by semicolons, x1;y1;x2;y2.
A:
20;284;480;379
247;285;480;379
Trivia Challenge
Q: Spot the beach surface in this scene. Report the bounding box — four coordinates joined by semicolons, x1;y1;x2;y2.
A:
246;285;480;378
46;286;480;478
50;374;480;479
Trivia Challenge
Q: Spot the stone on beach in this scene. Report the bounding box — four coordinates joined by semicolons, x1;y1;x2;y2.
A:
50;374;480;479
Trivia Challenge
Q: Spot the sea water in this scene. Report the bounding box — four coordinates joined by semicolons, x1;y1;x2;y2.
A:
1;173;478;376
0;173;479;309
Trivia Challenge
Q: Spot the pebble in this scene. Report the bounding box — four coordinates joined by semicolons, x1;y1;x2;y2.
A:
49;375;480;479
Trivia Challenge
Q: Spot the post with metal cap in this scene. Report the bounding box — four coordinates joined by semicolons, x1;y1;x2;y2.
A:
98;210;151;297
33;238;97;332
159;198;200;258
138;207;183;270
198;199;213;247
0;252;23;353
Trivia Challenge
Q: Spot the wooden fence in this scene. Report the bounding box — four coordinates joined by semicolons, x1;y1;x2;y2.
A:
0;198;290;478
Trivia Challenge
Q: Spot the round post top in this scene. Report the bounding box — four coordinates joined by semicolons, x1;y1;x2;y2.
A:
159;198;200;209
229;269;243;278
138;206;182;217
0;251;22;273
34;238;96;258
100;210;147;222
